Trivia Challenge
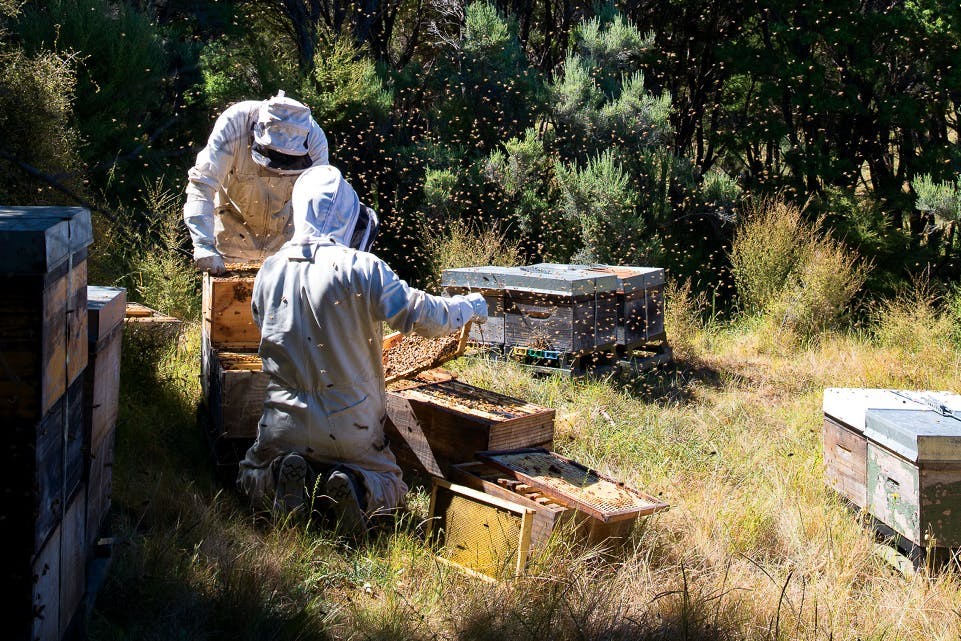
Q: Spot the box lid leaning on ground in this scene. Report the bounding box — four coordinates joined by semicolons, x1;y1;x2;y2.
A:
441;264;618;297
864;408;961;462
0;206;93;273
822;388;961;434
87;286;127;343
535;263;666;293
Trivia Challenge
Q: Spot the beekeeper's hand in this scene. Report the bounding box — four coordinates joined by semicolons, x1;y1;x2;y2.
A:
195;253;226;275
466;293;488;324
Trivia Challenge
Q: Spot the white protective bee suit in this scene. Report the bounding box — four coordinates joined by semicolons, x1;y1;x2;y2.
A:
237;165;488;512
183;91;329;267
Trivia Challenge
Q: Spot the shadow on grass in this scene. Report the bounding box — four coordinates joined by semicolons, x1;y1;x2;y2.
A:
89;331;336;640
612;353;723;405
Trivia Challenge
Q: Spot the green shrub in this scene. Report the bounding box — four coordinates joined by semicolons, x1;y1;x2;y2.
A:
873;276;961;356
728;200;811;314
555;150;648;264
129;179;200;320
421;217;521;291
730;199;868;340
0;48;82;204
768;236;870;339
16;0;170;167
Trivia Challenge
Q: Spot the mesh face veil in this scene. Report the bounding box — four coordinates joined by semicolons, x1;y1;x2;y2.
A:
350;205;380;252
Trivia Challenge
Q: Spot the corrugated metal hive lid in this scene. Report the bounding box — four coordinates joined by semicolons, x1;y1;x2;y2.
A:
441;264;617;296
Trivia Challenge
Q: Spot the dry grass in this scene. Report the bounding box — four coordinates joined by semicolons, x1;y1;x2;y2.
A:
91;280;961;640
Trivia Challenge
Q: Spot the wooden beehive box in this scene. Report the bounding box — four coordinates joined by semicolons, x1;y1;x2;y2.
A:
207;349;268;440
450;461;574;552
864;408;961;548
19;487;87;641
124;302;182;347
385;378;555;476
0;207;90;562
202;264;260;349
84;286;126;541
442;265;618;354
0;206;91;421
821;388;961;508
440;268;507;346
476;448;670;545
428;478;534;580
564;264;666;346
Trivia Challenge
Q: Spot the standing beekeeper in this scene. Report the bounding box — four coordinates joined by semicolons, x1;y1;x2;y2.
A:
183;91;329;273
237;165;488;537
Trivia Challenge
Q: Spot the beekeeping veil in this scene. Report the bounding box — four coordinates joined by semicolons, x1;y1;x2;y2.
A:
251;91;315;173
288;165;379;253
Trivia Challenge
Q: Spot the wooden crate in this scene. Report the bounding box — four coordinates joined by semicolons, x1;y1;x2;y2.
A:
202;267;259;349
538;264;666;346
865;408;961;548
428;478;534;581
59;488;86;639
385;378;555;476
450;461;574;552
207;348;268;440
822;388;961;507
84;286;125;541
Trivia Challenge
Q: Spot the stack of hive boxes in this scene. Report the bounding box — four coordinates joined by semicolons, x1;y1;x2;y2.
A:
201;265;268;456
2;207;92;640
441;263;667;372
385;375;668;580
823;388;961;552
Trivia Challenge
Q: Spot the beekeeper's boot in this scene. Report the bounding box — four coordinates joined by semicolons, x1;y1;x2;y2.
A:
273;453;311;517
325;469;368;540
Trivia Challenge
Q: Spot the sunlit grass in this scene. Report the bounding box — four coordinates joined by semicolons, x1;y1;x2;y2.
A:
90;269;961;640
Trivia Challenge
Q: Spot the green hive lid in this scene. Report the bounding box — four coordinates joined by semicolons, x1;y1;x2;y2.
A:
0;206;93;273
441;264;617;296
864;408;961;462
539;264;666;293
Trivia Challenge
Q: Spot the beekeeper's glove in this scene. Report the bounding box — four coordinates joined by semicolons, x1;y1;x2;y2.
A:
466;293;488;324
195;253;226;275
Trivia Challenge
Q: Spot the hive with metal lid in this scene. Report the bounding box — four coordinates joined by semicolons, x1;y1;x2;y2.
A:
442;264;618;354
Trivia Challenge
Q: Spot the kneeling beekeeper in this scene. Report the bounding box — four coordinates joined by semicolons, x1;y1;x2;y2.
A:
237;165;488;537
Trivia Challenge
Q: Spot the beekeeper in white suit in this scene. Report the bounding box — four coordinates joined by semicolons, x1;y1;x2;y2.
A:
237;165;488;536
183;91;329;273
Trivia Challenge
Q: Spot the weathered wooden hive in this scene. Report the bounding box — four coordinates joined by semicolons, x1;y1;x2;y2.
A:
546;264;666;346
441;264;618;355
200;265;267;455
0;206;92;640
822;388;961;508
865;407;961;548
84;286;126;544
385;377;555;476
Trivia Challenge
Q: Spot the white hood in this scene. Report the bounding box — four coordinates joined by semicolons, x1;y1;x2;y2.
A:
290;165;361;246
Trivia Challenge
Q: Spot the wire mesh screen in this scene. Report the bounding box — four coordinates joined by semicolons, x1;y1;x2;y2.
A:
432;484;526;579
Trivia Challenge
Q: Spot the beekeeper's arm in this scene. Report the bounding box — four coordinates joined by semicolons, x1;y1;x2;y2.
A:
364;255;487;337
183;104;248;273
